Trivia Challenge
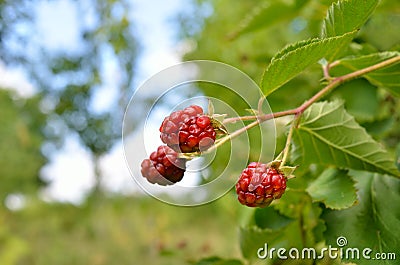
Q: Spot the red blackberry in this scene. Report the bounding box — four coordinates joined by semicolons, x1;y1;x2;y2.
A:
178;115;216;152
236;162;287;207
141;145;186;185
160;105;216;153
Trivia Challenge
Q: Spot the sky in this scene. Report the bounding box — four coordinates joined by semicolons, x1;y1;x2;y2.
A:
0;0;195;204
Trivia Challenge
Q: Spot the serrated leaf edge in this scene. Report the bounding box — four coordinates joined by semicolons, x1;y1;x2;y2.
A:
261;31;356;96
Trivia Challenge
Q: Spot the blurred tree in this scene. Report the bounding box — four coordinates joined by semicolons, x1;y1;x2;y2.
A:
0;0;138;194
0;90;46;201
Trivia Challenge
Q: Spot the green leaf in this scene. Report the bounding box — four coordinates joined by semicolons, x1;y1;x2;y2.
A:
228;0;309;39
266;191;325;245
254;207;293;230
241;194;314;259
239;226;282;260
330;52;400;96
193;257;243;265
239;221;305;260
279;165;298;178
323;170;400;264
322;0;379;38
306;168;357;209
286;166;324;191
291;101;400;177
261;31;356;96
330;79;378;122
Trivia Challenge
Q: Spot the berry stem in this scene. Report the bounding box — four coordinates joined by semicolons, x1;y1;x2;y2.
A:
322;63;332;80
217;54;400;154
206;109;301;154
321;60;340;81
281;114;300;166
205;119;260;153
222;108;297;124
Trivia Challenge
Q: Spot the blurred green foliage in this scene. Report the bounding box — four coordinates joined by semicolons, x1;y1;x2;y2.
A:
0;90;46;200
0;195;242;265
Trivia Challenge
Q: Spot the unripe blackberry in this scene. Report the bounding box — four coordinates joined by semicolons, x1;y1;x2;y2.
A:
178;115;216;152
159;105;216;152
236;162;287;207
141;145;186;185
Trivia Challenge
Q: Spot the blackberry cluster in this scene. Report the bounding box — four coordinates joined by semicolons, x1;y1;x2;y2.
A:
141;106;289;208
141;105;217;186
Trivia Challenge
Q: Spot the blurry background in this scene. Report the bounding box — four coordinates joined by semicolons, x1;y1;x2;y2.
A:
1;0;399;264
0;1;242;264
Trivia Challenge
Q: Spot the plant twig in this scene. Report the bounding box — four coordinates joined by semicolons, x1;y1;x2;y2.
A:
204;119;260;154
222;108;297;124
296;54;400;114
211;55;400;155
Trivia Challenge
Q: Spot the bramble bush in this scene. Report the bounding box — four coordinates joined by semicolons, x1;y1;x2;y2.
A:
156;0;400;264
